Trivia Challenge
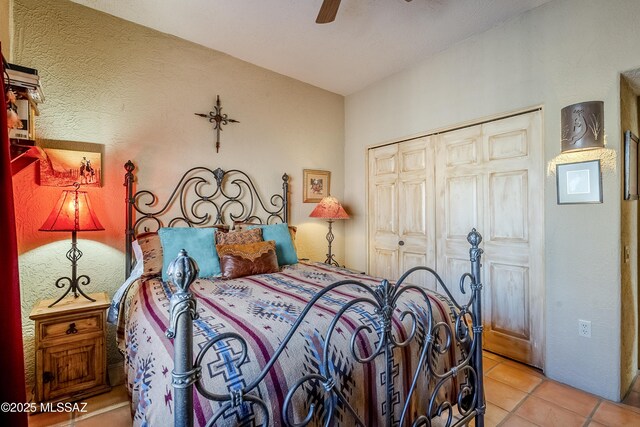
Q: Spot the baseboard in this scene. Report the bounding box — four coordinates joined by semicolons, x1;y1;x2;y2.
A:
108;361;125;386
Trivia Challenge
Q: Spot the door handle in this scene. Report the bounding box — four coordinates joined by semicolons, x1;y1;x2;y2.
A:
398;240;405;246
66;322;78;334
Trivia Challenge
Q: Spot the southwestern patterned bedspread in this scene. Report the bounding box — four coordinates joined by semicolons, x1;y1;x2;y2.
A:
119;262;468;426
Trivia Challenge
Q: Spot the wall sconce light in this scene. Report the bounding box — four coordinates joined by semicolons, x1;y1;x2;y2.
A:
309;196;349;267
39;183;104;307
561;101;604;153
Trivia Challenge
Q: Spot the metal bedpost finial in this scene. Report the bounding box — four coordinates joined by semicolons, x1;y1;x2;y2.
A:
165;250;199;339
124;160;135;185
468;228;484;263
167;249;199;293
282;173;289;183
467;228;482;248
125;160;134;173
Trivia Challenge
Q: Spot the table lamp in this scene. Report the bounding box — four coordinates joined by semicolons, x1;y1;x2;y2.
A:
309;196;349;267
39;183;104;307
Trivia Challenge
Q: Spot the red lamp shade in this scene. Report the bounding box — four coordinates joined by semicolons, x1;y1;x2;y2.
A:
40;189;104;232
309;196;349;220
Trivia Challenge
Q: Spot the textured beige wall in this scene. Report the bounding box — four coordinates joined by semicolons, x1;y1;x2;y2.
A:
0;0;11;58
620;75;639;397
12;0;344;391
345;0;640;401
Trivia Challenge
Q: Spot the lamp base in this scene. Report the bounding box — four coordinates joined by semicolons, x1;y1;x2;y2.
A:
324;254;340;267
323;220;341;268
48;231;96;308
48;281;96;308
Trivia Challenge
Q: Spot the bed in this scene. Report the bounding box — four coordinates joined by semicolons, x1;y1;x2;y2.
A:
115;161;486;427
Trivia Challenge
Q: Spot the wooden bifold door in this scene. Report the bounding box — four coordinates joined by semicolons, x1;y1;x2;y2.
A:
368;110;544;369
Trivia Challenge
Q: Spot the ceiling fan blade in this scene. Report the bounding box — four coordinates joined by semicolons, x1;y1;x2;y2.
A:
316;0;341;24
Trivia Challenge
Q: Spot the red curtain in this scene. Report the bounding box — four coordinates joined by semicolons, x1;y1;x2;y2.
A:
0;48;28;426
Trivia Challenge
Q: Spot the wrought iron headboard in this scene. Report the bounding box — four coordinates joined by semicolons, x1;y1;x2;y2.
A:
123;160;289;277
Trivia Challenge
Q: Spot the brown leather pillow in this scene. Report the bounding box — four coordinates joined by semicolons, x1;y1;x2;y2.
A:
216;227;262;246
216;240;279;279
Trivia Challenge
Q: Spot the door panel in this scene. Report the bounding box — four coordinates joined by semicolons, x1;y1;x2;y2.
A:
489;171;528;242
487;129;529;161
489;261;530;338
400;250;435;290
372;248;398;280
44;338;103;400
399;178;426;236
444;256;474;306
374;182;397;234
445;175;480;240
445;137;478;166
400;145;427;173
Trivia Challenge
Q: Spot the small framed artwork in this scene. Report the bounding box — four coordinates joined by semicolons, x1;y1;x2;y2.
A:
38;140;103;187
556;160;602;204
624;130;639;200
303;169;330;203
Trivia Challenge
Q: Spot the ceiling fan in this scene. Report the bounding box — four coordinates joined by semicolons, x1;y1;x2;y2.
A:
316;0;414;24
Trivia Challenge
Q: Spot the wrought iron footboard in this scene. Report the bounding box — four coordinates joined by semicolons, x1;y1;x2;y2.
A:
165;229;486;427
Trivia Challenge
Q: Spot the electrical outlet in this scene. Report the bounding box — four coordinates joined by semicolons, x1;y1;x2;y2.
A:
578;320;591;338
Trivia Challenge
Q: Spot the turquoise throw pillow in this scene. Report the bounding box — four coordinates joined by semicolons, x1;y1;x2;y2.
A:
158;227;220;281
247;223;298;266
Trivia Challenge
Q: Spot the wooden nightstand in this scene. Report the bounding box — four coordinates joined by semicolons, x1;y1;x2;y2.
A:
29;292;111;405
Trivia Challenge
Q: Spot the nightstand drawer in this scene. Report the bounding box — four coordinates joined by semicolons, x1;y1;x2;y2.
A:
39;312;103;342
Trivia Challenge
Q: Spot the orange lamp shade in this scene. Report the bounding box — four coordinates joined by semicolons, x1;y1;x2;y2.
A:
39;189;104;232
309;196;349;220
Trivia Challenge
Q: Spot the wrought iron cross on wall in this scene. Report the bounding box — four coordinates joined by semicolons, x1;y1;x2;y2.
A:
195;95;239;152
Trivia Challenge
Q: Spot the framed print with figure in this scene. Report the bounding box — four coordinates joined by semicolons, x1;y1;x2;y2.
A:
303;169;330;203
38;140;103;187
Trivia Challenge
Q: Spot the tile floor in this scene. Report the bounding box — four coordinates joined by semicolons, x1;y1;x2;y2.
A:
28;351;640;426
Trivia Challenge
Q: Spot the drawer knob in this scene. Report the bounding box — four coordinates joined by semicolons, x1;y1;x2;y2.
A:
398;240;405;246
66;323;78;335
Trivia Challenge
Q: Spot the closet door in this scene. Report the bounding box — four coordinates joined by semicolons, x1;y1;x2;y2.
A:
368;137;435;288
397;138;436;289
369;144;400;280
435;125;484;306
436;111;544;368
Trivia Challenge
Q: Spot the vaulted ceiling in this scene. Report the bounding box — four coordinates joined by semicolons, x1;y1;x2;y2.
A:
71;0;552;95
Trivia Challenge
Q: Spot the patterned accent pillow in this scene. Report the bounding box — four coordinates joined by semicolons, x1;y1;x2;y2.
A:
136;232;163;278
234;221;298;252
217;240;279;279
216;227;262;246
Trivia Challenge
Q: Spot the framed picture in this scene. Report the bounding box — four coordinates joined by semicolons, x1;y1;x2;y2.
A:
303;169;330;203
556;160;602;204
624;130;639;200
38;140;103;187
